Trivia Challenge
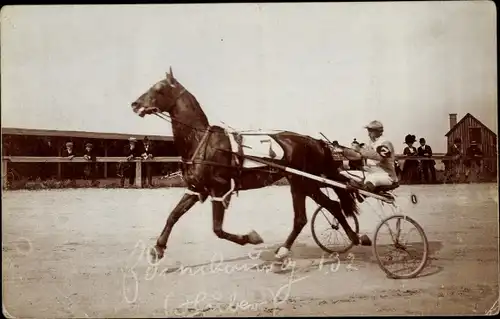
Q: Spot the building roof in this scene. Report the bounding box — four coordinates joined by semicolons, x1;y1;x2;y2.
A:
1;127;174;141
444;113;497;137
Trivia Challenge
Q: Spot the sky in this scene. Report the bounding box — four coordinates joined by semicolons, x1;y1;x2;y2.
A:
1;2;497;153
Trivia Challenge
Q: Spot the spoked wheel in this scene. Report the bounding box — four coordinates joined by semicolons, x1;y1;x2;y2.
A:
311;205;359;254
373;214;429;279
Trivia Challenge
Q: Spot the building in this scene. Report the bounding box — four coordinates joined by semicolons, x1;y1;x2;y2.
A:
2;127;178;180
445;113;497;176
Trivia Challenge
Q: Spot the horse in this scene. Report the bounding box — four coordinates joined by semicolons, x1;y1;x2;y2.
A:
130;67;370;262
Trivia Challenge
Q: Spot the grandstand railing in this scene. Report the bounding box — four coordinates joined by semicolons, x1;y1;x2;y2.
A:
2;154;496;188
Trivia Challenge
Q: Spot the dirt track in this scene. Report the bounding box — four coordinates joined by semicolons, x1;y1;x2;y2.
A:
2;184;499;317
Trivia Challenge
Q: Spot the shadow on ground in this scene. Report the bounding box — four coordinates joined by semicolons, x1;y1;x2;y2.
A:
254;240;444;278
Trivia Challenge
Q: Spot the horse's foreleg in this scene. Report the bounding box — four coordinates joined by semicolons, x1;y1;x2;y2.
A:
275;182;307;260
151;192;199;261
212;200;264;246
308;188;360;246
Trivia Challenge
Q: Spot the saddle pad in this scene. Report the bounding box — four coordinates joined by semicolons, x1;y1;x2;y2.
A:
227;133;285;168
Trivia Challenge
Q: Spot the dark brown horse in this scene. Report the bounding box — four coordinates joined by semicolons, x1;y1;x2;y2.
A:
131;67;368;262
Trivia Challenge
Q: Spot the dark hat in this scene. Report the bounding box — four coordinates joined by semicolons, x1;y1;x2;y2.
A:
454;137;462;143
404;134;416;144
419;138;426;143
143;136;150;142
351;138;360;145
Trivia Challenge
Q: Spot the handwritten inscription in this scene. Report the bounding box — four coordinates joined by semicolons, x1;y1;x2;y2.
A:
121;240;359;309
163;272;309;317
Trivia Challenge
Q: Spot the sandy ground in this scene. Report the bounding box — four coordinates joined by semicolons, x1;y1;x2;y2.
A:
2;183;499;317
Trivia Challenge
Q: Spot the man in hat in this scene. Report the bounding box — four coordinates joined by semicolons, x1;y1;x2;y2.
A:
337;120;398;192
443;137;463;183
121;137;143;187
61;141;77;187
465;140;483;182
38;136;57;182
83;142;98;186
402;134;420;184
417;137;436;183
141;136;155;188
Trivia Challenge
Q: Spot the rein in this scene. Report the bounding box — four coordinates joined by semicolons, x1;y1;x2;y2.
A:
148;86;278;173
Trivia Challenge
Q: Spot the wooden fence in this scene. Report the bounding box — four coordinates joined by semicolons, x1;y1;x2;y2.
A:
2;154;496;188
2;156;180;188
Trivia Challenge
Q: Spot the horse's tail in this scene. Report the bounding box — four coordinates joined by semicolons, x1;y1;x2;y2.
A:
317;139;359;217
335;188;360;217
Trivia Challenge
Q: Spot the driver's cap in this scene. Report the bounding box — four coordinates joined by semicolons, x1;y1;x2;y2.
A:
364;120;384;131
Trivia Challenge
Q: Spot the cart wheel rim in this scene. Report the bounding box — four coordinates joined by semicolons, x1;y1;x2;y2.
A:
373;215;429;279
311;206;360;254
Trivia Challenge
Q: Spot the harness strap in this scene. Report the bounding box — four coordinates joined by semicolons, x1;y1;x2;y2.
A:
231;132;244;195
211;179;236;209
183;127;212;165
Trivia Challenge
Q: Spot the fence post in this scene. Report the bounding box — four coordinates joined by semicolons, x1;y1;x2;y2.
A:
135;159;142;188
104;144;108;178
2;159;8;189
57;148;62;179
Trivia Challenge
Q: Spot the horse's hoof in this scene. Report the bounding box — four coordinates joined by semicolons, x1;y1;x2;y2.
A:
247;230;264;245
349;233;360;246
359;234;372;246
275;246;290;260
150;246;164;262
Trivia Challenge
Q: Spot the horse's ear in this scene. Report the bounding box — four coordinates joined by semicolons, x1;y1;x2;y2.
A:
165;67;176;87
166;66;174;79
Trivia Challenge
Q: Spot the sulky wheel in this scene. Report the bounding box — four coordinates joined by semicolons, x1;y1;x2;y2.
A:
372;214;429;279
311;205;360;254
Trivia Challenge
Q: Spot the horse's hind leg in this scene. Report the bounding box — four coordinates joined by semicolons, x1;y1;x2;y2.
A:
308;187;361;246
275;181;308;259
212;199;264;246
151;193;200;261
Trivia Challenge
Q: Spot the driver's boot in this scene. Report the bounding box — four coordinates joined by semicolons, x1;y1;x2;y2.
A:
364;181;376;192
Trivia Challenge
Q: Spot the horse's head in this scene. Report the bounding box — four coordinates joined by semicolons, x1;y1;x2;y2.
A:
131;67;184;117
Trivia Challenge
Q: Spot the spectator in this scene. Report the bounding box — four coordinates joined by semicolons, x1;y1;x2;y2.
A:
141;136;155;188
443;137;463;183
465;140;483;182
83;142;98;186
38;137;57;181
62;141;77;187
402;134;420;184
417;138;436;183
121;137;142;187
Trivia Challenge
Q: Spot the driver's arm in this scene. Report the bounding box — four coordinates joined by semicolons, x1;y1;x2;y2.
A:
359;141;394;161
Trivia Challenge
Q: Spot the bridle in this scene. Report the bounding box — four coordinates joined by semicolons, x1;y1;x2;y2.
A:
149;86;212;166
151;87;186;123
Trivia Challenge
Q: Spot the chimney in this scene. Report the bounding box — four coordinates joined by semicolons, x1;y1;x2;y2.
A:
449;113;457;130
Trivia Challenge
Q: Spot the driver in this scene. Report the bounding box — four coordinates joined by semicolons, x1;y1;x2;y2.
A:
336;120;398;192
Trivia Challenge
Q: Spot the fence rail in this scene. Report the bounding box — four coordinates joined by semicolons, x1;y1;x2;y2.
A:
2;156;181;163
5;154;484;163
2;154;496;188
